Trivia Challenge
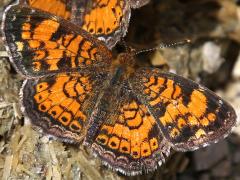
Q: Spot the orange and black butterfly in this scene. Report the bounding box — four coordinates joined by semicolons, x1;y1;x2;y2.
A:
19;0;150;49
2;4;237;176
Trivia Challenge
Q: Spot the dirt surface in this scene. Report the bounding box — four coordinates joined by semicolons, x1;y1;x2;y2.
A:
0;0;240;179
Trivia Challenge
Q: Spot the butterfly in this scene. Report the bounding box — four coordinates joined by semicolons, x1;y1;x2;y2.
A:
19;0;150;49
2;4;236;176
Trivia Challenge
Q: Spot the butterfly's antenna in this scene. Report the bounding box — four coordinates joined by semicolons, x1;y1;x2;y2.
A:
135;39;191;55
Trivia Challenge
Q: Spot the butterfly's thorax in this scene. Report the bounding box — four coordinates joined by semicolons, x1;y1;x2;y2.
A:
110;52;136;82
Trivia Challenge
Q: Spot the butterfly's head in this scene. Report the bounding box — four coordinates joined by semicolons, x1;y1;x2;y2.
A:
117;50;136;68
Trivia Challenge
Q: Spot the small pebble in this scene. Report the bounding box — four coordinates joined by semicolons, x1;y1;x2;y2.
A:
232;52;240;79
202;41;224;74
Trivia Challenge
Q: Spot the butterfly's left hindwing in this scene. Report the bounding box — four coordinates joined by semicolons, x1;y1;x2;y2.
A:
21;71;110;143
130;68;236;151
2;5;112;77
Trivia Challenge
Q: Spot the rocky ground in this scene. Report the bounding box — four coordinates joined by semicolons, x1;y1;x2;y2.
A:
0;0;240;179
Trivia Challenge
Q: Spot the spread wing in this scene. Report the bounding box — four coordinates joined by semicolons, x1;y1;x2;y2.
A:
129;68;236;151
2;5;112;78
21;71;110;143
84;80;171;175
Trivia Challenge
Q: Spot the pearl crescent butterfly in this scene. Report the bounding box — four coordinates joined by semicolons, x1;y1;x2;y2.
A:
2;4;237;176
18;0;150;49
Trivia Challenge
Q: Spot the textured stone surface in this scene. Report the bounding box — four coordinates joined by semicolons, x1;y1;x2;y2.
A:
193;141;229;171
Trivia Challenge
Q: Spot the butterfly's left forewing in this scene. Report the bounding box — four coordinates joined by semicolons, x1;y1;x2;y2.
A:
129;68;236;151
2;5;112;78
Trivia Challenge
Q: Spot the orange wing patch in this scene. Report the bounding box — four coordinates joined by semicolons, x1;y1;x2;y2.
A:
82;0;124;36
23;0;71;19
130;68;236;151
21;20;105;71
